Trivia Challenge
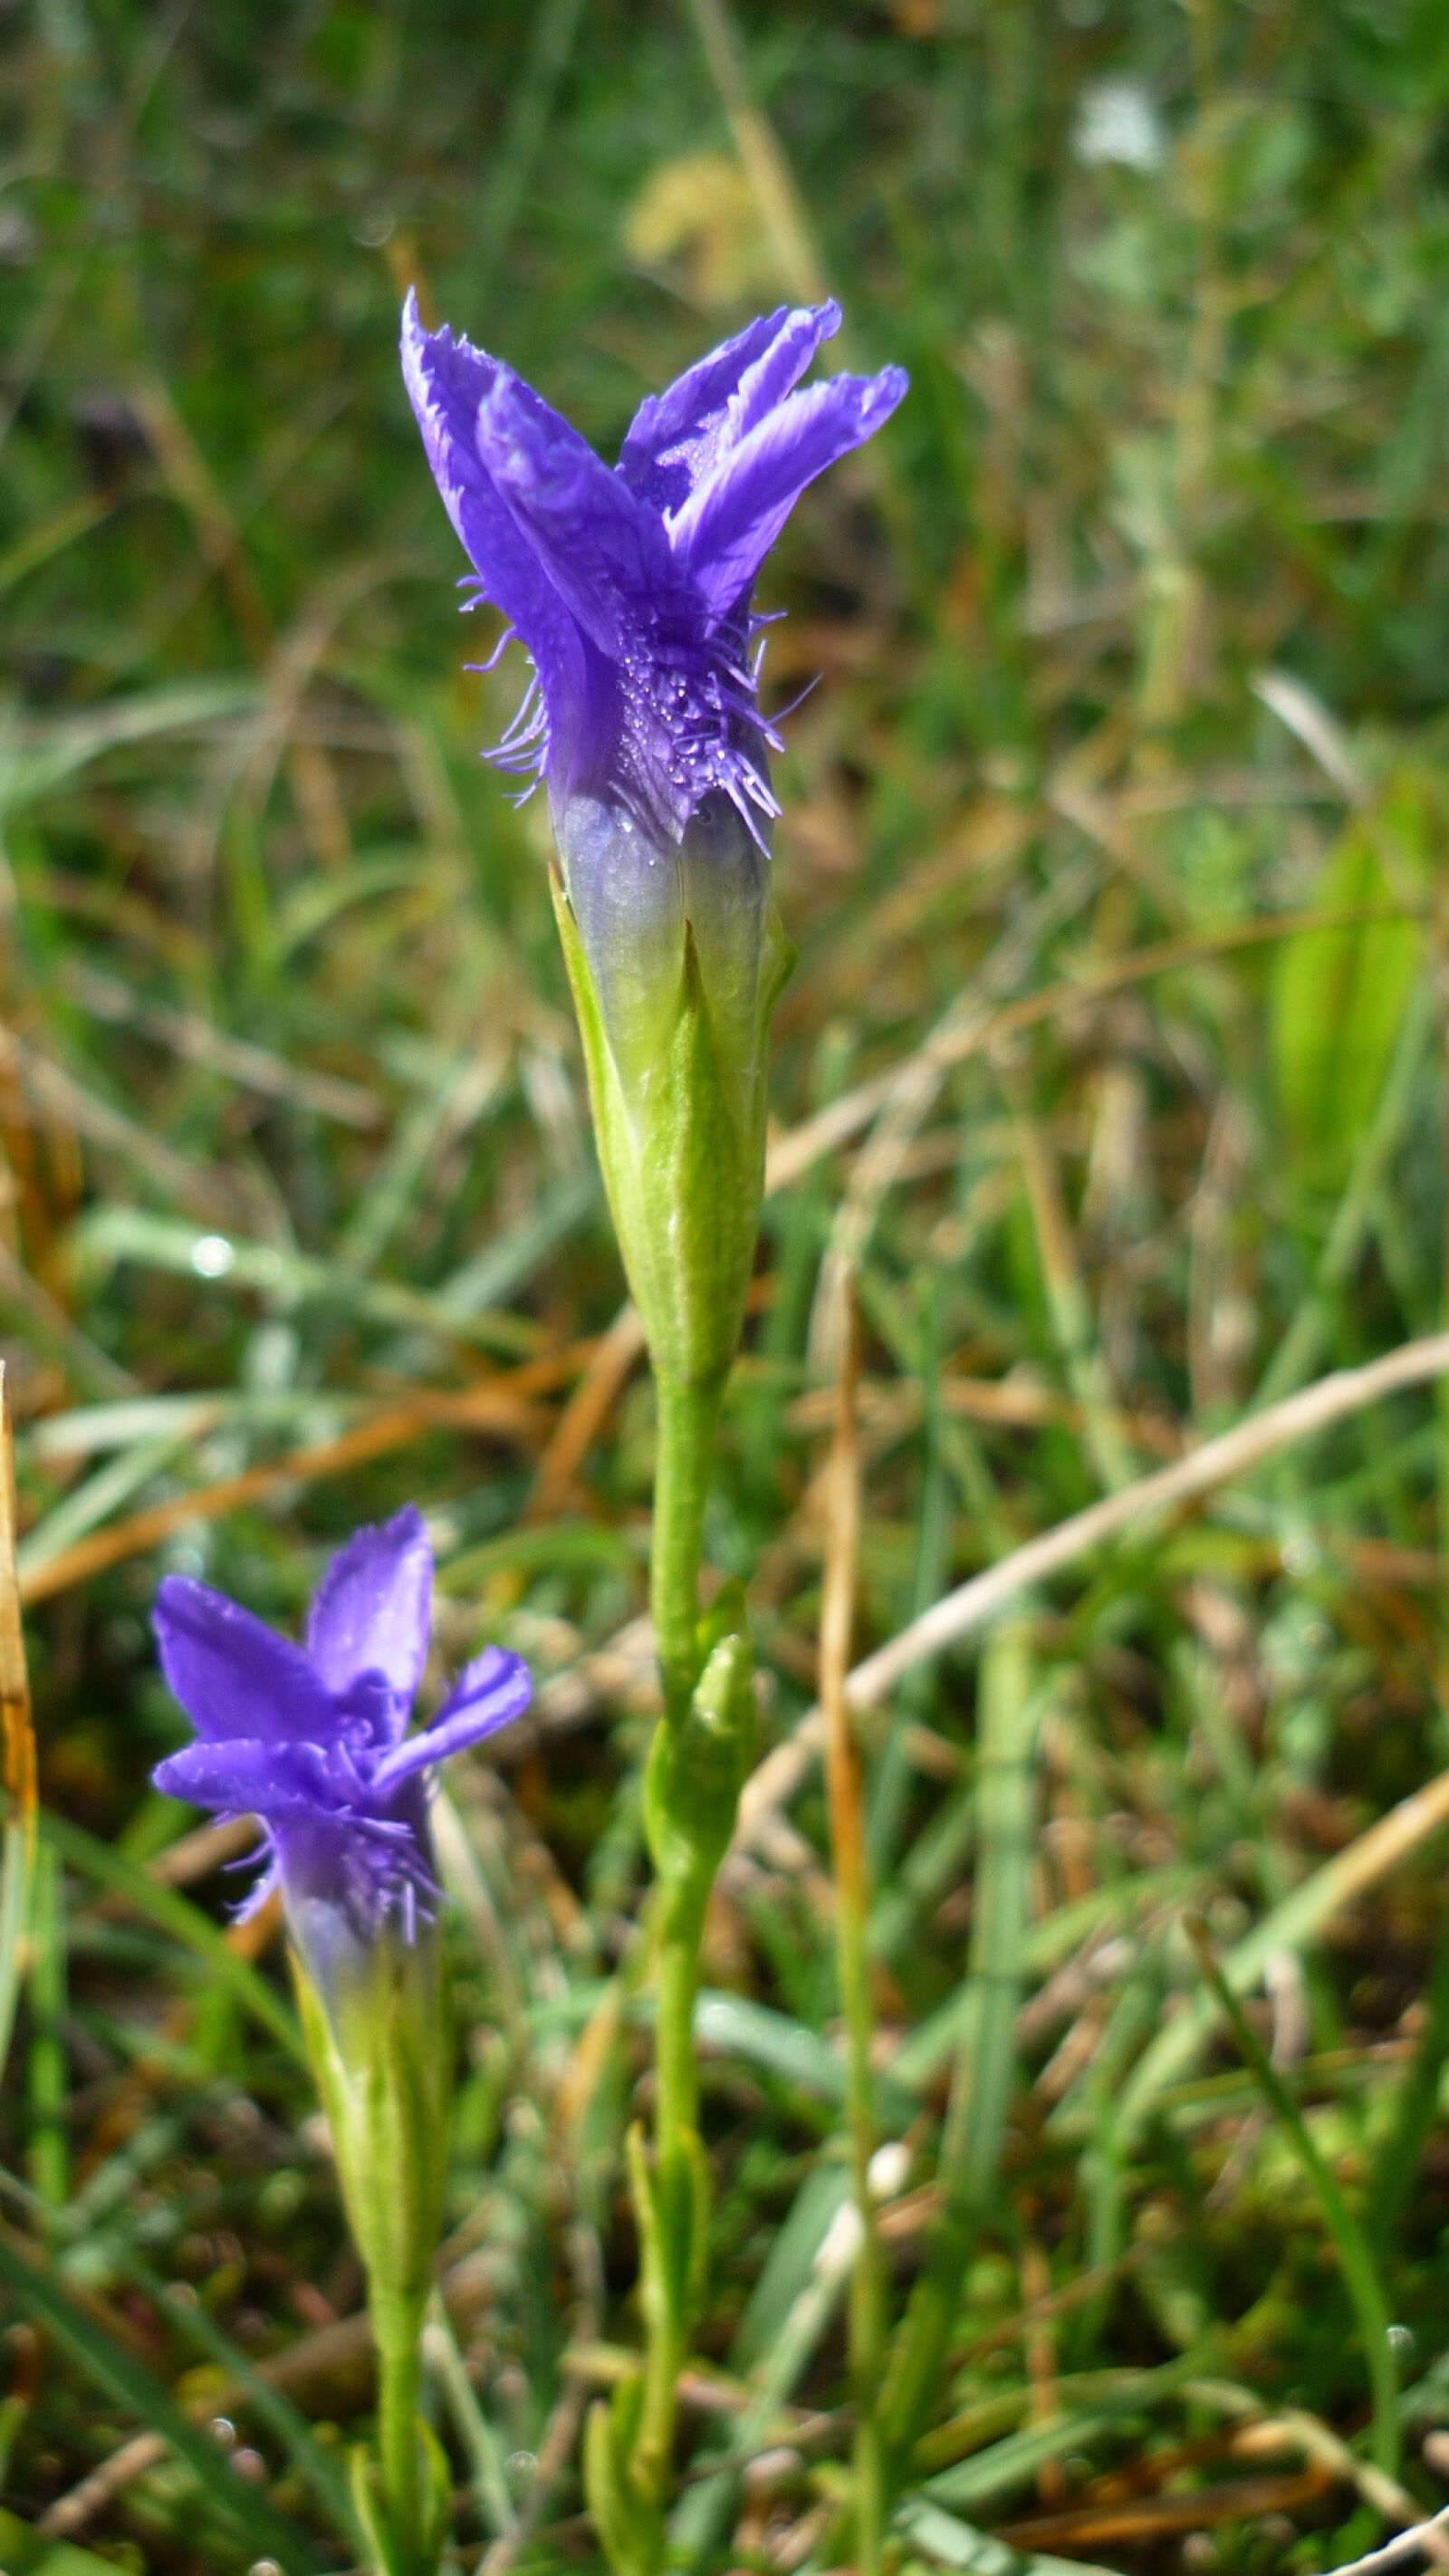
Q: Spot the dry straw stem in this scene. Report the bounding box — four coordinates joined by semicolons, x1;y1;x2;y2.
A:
39;2230;542;2541
16;1369;560;1605
526;1298;644;1517
681;0;830;311
736;1328;1449;1848
0;1360;37;2074
818;1302;888;2565
1319;2508;1449;2575
0;1367;34;1820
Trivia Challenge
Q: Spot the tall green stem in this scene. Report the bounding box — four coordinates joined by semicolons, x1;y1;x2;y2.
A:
635;1363;726;2526
375;2292;425;2575
637;1872;706;2491
650;1370;724;1721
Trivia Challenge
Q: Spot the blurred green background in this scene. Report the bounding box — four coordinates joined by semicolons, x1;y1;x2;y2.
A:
6;2;1449;2570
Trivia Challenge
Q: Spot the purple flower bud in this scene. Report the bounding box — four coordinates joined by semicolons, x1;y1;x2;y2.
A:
150;1507;531;1995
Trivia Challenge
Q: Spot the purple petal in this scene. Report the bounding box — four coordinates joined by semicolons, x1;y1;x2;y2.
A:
401;293;591;718
153;1735;353;1820
477;369;684;655
718;303;846;457
154;1577;343;1746
618;304;840;511
669;365;908;617
372;1645;533;1792
304;1505;432;1711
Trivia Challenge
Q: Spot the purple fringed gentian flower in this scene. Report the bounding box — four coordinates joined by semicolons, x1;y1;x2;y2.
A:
151;1504;531;1991
400;293;904;849
403;300;907;1389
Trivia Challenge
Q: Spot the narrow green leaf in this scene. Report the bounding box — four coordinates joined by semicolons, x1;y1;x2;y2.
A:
1269;772;1431;1205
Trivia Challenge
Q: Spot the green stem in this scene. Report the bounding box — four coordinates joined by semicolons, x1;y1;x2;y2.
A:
655;1884;702;2158
374;2292;425;2575
634;1365;726;2531
638;1878;706;2489
650;1370;724;1722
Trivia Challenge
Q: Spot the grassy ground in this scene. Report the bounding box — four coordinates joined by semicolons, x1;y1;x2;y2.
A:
5;0;1449;2568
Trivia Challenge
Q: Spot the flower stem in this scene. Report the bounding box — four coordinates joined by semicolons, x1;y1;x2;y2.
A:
650;1370;724;1722
374;2291;426;2575
636;1364;725;2523
637;1871;706;2494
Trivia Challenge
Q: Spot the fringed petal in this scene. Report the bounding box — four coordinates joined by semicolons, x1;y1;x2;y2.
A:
154;1578;343;1746
477;368;682;654
304;1504;432;1713
669;365;908;617
373;1646;533;1791
401;293;592;781
619;303;840;512
153;1734;353;1818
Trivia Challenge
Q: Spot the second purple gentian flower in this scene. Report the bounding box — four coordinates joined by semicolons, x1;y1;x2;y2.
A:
153;1507;532;2576
153;1503;531;1998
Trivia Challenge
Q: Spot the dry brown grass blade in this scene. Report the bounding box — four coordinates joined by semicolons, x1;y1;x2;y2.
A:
127;370;354;876
681;0;830;308
526;1298;646;1519
999;2466;1334;2549
0;1359;38;2073
17;1374;558;1604
0;1365;35;1826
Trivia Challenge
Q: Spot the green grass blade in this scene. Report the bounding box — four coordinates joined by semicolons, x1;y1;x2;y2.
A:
1186;1920;1398;2475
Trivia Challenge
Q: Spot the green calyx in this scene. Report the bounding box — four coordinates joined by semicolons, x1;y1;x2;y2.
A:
552;851;792;1389
296;1935;449;2571
293;1928;449;2321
